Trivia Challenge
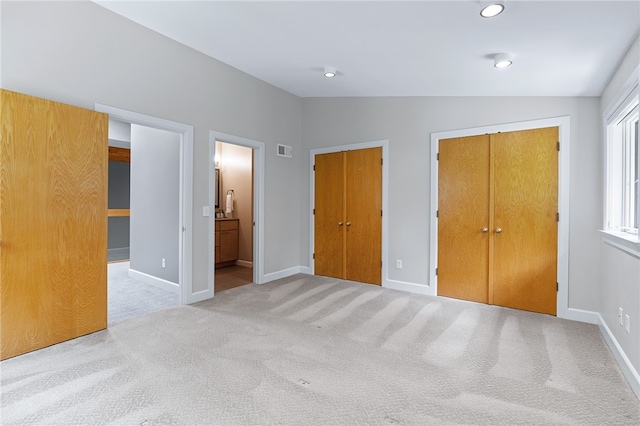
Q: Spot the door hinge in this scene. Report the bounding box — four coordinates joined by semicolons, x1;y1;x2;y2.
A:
313;208;315;215
436;210;439;218
313;165;315;171
435;268;438;276
182;226;186;232
313;253;315;259
557;141;560;151
437;153;439;161
557;282;559;292
381;210;383;217
556;212;559;222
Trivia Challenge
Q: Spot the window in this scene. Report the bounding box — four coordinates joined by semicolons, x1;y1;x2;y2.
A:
605;83;639;238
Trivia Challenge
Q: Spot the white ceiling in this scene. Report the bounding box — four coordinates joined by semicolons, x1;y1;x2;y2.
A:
94;0;640;98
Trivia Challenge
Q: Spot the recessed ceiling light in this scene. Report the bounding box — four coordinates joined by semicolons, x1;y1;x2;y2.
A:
324;67;336;78
480;3;504;18
494;53;513;68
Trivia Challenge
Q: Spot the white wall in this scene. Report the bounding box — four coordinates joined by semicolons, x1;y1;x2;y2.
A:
0;0;302;292
301;96;601;312
598;36;640;382
130;125;180;283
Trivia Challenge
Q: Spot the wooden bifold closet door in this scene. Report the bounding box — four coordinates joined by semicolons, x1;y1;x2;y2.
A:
438;127;558;315
1;89;108;360
314;147;382;285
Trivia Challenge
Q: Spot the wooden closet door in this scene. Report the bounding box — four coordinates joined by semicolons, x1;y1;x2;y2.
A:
345;147;382;285
438;135;490;303
314;151;344;279
492;127;558;315
1;90;108;360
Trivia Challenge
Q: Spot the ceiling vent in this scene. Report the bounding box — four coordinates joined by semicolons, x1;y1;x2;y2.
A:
277;144;293;158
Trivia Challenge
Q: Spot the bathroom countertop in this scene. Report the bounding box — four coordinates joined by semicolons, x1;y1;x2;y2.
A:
215;217;237;221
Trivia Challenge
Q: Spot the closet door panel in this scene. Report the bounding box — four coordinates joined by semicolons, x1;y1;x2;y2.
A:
314;151;344;279
492;127;558;315
345;147;382;285
1;90;108;360
437;135;490;303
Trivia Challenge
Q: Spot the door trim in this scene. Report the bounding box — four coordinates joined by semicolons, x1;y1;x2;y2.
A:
309;140;389;286
209;131;265;291
430;116;571;319
95;103;195;304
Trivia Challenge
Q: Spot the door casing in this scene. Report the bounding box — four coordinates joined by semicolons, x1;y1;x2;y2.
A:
95;104;195;304
430;116;577;321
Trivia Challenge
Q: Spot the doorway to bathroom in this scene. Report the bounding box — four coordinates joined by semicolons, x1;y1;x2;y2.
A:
214;140;254;291
209;131;266;294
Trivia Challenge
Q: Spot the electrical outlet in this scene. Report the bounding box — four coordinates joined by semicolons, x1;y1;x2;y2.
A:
396;260;402;269
162;258;166;268
625;314;630;334
619;307;624;326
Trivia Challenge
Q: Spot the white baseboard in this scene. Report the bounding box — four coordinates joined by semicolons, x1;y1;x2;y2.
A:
235;260;253;268
299;266;312;275
262;266;307;283
597;313;640;399
384;279;434;296
562;307;600;324
128;268;179;294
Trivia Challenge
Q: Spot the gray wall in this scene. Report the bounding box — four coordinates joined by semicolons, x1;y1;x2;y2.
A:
130;124;180;284
108;161;130;250
301;96;602;312
598;36;640;374
1;0;302;293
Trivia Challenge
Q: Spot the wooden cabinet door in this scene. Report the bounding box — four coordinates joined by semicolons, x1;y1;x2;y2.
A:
314;147;382;285
1;90;108;360
314;151;345;279
345;147;382;285
492;127;558;315
438;135;490;303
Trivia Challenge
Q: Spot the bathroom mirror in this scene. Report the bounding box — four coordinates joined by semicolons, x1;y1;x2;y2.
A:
215;168;220;208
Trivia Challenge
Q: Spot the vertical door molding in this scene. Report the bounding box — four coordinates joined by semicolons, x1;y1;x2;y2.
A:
95;104;194;304
431;116;575;320
310;140;389;286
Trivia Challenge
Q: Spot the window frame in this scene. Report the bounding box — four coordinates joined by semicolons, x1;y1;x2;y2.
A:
603;76;640;256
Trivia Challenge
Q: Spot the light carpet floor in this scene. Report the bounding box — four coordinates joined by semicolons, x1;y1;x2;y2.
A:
108;261;179;325
1;274;638;425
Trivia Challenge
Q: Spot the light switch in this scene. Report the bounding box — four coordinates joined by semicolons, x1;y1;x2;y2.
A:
203;206;210;217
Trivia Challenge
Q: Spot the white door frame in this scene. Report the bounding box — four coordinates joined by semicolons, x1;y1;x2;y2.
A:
309;140;389;286
209;131;265;292
429;116;582;321
95;103;194;304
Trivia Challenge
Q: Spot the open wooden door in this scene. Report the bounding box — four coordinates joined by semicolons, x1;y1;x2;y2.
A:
1;89;108;360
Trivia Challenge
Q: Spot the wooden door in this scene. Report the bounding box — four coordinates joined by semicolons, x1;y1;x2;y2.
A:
345;147;382;285
314;147;382;285
314;151;344;279
492;127;558;315
438;135;490;303
1;90;108;360
437;127;558;315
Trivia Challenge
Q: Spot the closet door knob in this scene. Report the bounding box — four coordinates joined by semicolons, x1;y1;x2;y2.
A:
338;222;343;226
496;227;502;233
346;222;351;226
482;227;489;233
